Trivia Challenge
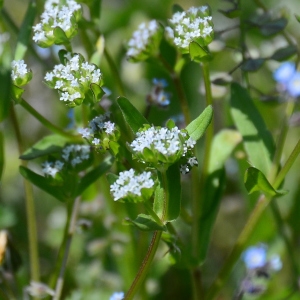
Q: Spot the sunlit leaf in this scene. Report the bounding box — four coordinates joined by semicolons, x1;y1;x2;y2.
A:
186;105;213;141
189;41;211;62
124;214;166;231
53;26;69;44
230;83;275;175
14;0;36;60
20;134;70;160
244;167;288;196
90;83;105;103
198;129;242;263
117;97;149;134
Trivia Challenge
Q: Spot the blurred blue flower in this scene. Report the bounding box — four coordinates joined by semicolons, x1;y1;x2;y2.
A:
287;72;300;97
273;62;295;84
110;291;124;300
243;245;267;269
273;62;300;98
153;78;168;87
269;255;282;271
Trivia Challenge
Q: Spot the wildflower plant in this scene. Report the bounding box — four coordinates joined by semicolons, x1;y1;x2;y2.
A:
2;1;300;300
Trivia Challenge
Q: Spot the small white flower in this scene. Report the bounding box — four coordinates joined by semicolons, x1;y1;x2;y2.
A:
180;164;189;174
26;281;55;298
110;291;124;300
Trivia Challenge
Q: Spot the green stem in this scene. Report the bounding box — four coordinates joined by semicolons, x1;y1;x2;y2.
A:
205;137;300;300
104;48;126;97
10;106;40;283
52;196;81;300
19;99;79;139
157;54;191;124
124;171;169;300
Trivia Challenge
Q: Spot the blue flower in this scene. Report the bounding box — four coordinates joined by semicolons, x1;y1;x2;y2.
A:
287;72;300;97
110;291;124;300
273;62;296;84
243;246;267;269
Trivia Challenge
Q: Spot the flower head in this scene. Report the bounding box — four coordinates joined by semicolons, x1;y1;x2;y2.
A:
44;53;103;107
165;6;214;53
243;246;267;270
33;0;82;47
42;144;91;178
126;20;163;62
78;112;120;154
129;123;196;171
110;169;155;203
11;60;32;86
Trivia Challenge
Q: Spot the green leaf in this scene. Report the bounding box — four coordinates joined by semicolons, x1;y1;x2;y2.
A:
0;68;11;123
0;132;4;180
117;97;149;134
90;83;105;103
76;156;113;196
165;163;181;222
241;58;265;72
14;0;36;60
208;129;242;173
106;173;118;185
19;166;67;201
172;4;184;14
58;49;68;64
186;105;213;141
198;129;241;263
124;214;166;231
260;18;288;36
53;26;69;44
189;41;211;62
20;134;70;160
271;45;298;62
230;83;275;175
244;167;288;196
11;85;24;103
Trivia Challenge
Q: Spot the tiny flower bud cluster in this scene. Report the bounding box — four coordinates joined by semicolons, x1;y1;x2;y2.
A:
180;156;198;175
44;53;103;107
126;20;163;62
273;62;300;98
110;169;155;202
146;78;170;107
78;112;119;153
165;6;214;53
11;60;32;86
42;144;90;177
33;0;82;47
129;124;196;170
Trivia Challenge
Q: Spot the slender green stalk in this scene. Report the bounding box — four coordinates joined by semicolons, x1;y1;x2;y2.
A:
19;99;79;139
157;54;191;124
205;137;300;300
52;196;81;300
124;171;169;300
10;106;40;283
104;48;126;97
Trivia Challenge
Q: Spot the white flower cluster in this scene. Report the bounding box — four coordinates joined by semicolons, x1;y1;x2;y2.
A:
165;6;214;52
42;144;90;177
44;54;102;106
110;169;154;201
78;112;118;152
126;20;162;61
130;126;195;157
11;60;31;85
33;0;81;46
